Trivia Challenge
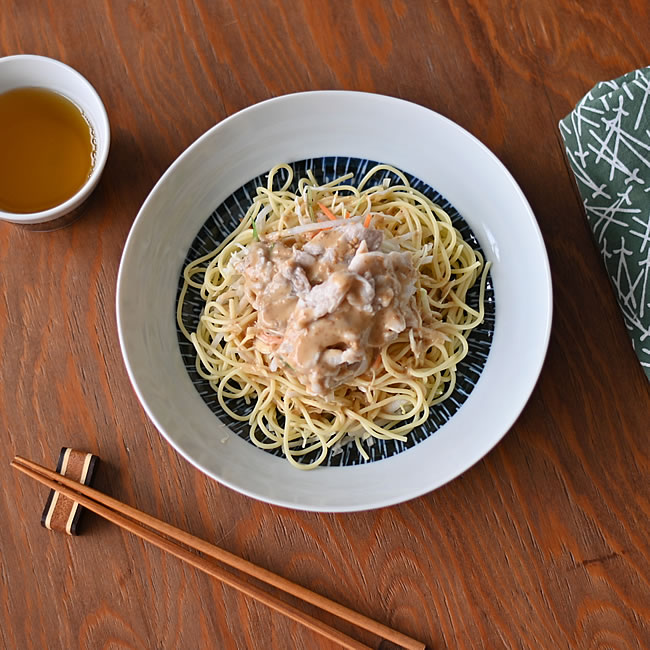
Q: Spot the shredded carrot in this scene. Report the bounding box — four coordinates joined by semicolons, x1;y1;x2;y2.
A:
363;213;373;228
344;211;350;219
318;202;338;221
308;226;331;237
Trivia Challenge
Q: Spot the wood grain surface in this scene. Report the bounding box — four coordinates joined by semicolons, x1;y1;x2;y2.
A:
1;1;649;648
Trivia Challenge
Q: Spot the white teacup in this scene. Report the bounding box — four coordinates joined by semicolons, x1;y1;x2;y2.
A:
0;54;110;229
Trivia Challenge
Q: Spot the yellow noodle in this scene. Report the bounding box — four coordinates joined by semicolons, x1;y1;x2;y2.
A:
178;164;491;470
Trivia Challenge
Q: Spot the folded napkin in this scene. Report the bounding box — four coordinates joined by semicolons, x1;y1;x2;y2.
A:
559;67;650;381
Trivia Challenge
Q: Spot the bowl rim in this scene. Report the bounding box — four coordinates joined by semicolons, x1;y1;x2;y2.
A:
116;90;553;511
0;54;111;224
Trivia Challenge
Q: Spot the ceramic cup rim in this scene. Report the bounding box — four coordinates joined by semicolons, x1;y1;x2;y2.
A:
0;54;110;224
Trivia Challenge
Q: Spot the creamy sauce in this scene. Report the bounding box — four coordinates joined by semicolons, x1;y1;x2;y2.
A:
236;222;420;395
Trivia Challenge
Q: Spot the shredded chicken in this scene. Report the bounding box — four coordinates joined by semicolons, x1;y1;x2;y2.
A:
235;222;421;395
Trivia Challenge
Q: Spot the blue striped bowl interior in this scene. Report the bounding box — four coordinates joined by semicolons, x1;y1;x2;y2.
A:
176;157;495;467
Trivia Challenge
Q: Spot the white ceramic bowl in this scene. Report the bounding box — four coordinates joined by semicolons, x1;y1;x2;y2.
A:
117;91;552;512
0;55;110;227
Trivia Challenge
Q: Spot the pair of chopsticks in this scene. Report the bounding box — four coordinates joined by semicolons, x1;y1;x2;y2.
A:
11;456;424;650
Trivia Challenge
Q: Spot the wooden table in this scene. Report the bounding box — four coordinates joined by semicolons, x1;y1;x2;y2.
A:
2;2;649;648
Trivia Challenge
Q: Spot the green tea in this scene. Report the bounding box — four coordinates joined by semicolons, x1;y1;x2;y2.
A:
0;87;94;213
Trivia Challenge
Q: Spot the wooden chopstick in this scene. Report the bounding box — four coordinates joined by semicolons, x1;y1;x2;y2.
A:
11;458;368;650
12;456;425;650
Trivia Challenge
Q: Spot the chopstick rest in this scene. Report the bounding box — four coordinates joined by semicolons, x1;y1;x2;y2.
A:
41;448;99;535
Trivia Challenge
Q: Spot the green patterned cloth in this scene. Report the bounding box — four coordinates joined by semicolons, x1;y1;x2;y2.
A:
559;67;650;381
